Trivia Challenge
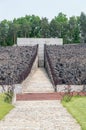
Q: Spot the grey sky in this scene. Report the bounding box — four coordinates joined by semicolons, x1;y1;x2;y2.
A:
0;0;86;21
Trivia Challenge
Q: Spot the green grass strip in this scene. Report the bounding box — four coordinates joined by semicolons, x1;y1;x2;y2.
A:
0;94;14;120
62;96;86;130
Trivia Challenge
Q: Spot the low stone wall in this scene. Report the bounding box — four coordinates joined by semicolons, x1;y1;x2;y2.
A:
56;85;86;92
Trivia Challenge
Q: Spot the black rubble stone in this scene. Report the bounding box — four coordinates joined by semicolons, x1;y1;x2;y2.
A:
45;44;86;85
0;45;38;85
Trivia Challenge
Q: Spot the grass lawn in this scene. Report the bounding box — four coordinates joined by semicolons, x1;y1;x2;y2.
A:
0;94;14;120
62;96;86;130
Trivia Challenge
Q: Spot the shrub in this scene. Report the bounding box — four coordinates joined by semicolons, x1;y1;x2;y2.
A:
62;85;73;102
4;90;13;103
62;94;72;102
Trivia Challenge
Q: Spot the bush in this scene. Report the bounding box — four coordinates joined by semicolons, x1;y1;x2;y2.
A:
4;90;13;103
62;85;73;102
62;94;72;102
4;91;13;103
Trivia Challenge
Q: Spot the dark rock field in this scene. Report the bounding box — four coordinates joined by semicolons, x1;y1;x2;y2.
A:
0;45;38;85
45;44;86;85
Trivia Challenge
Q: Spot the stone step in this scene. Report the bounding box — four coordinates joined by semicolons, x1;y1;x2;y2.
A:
16;92;86;101
16;93;64;101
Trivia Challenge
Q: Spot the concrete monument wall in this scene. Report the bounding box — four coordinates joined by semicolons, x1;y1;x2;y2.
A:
17;38;63;67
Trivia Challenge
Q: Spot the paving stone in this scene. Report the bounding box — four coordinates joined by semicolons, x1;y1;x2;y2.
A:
0;100;81;130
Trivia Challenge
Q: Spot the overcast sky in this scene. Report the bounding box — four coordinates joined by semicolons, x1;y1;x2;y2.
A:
0;0;86;21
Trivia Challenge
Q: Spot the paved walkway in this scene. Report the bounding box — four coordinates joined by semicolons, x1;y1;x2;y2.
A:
22;68;54;93
0;68;81;130
0;100;81;130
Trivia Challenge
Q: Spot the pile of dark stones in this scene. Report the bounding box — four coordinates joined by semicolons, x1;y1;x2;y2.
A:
0;45;38;85
45;44;86;85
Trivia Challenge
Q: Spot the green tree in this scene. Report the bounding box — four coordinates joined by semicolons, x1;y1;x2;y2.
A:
0;20;9;46
80;12;86;43
20;19;31;37
16;16;31;38
9;19;20;44
54;13;68;43
29;15;41;37
40;17;50;38
49;19;59;38
68;16;80;43
0;13;86;46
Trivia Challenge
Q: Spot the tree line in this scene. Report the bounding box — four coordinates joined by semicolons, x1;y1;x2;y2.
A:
0;12;86;46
